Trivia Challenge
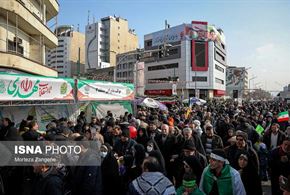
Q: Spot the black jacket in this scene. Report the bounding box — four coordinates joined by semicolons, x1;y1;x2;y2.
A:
72;149;102;195
31;167;63;195
263;130;286;150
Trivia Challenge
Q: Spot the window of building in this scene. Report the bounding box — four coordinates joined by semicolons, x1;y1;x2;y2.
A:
123;64;127;69
8;39;24;55
215;64;224;73
56;60;63;63
221;43;225;50
128;71;132;77
192;76;207;82
215;77;224;84
57;55;64;58
215;49;226;65
58;40;64;43
195;41;206;67
145;40;152;47
148;63;178;71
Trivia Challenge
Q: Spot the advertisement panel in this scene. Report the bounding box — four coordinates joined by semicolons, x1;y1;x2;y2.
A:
77;80;134;101
151;24;186;46
226;67;246;87
0;73;74;101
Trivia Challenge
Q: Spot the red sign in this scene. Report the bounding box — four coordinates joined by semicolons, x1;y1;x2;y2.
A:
145;89;172;96
191;40;208;71
214;90;225;96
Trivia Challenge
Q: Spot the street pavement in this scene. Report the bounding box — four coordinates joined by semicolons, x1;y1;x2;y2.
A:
262;180;272;195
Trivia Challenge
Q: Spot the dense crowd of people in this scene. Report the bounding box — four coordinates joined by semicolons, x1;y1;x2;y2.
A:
0;99;290;195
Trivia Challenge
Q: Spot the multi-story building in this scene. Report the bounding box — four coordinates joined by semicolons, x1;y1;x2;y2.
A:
279;84;290;103
0;0;58;76
46;25;85;77
226;66;248;98
143;21;226;99
116;49;145;96
85;16;138;71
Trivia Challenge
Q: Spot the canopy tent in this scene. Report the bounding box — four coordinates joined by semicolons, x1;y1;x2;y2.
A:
135;97;168;110
183;97;207;105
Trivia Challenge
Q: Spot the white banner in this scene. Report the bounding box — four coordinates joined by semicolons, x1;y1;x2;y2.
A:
0;73;74;101
77;80;134;101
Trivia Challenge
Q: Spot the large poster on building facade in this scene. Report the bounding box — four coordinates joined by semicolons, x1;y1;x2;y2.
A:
226;67;246;87
0;73;75;101
77;79;134;101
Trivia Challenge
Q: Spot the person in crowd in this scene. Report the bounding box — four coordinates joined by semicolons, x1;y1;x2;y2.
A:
72;136;102;195
0;117;21;141
146;139;166;175
77;111;87;125
236;117;260;145
263;123;286;150
200;124;224;158
128;156;176;195
22;120;41;141
155;124;177;181
222;128;235;147
113;127;137;157
199;149;246;195
31;163;63;195
176;172;204;195
147;120;161;138
279;175;290;195
182;127;206;156
136;127;149;147
237;153;262;195
91;125;104;144
100;143;121;195
269;137;290;195
225;130;259;173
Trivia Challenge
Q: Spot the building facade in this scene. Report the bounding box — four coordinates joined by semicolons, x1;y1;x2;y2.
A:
143;21;227;99
0;0;58;76
116;49;145;96
83;66;115;82
85;16;138;70
226;66;248;98
46;25;85;77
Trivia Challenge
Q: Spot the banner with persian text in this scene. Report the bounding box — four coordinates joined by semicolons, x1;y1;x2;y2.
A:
0;73;74;101
77;79;134;101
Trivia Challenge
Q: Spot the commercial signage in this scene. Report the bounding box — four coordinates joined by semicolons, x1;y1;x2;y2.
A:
0;73;74;101
151;24;186;46
149;21;225;47
145;89;172;96
77;80;134;101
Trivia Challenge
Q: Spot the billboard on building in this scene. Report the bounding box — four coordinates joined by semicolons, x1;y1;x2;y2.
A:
226;67;246;87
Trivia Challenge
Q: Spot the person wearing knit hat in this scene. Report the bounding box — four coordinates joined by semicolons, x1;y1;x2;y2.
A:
199;149;246;195
236;130;248;141
226;130;260;174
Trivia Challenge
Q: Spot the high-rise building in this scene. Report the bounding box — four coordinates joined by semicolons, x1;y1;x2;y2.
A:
85;16;138;71
226;66;248;98
46;25;85;77
143;21;227;99
0;0;59;76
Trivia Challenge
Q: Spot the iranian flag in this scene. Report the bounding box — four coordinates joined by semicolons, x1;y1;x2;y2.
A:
277;111;289;122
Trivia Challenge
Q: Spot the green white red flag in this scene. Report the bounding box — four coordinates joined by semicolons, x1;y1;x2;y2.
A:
277;111;289;122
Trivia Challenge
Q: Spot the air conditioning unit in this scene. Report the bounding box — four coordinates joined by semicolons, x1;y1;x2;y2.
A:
14;37;23;44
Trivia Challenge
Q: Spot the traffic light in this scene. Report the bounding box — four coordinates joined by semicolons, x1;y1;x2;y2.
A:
165;46;170;56
158;45;165;58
